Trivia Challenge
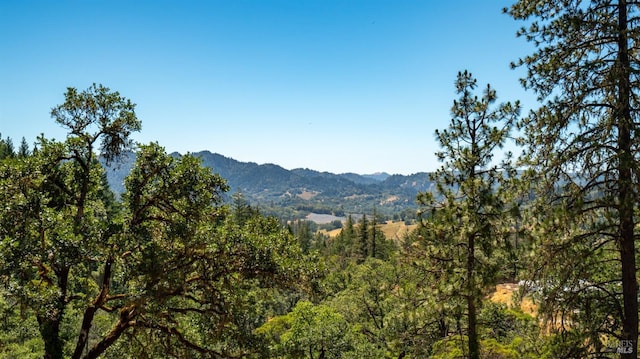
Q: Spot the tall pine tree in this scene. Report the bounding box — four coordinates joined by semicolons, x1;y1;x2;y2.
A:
416;71;518;359
506;1;640;356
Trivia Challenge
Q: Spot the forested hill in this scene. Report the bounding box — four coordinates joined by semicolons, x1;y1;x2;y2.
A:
103;150;433;220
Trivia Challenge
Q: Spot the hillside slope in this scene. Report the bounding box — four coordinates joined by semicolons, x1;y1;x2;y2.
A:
103;150;433;220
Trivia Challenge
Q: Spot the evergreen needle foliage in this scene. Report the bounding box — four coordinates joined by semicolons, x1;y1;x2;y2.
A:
414;71;519;359
506;1;640;356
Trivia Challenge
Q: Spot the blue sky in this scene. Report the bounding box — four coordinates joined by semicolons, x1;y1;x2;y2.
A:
0;0;535;175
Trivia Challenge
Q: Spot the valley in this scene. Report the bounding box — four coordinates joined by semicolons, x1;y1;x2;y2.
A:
104;150;432;223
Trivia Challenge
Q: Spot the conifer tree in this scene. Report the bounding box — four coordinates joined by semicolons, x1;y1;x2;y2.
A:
357;214;369;262
0;136;15;159
336;215;355;258
506;1;640;356
17;137;30;158
369;207;378;259
416;71;518;359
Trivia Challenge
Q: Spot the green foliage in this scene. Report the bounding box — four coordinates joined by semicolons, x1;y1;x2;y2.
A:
51;84;141;164
288;219;317;254
478;302;543;358
0;84;141;359
0;113;129;359
107;144;311;358
431;336;527;359
257;300;353;358
506;1;640;355
0;86;312;359
8;3;640;353
328;257;445;358
414;70;519;359
0;291;43;358
17;137;30;158
479;338;519;359
0;135;30;161
0;135;16;160
231;192;259;225
323;213;395;265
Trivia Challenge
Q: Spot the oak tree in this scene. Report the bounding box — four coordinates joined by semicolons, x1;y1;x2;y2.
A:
0;85;306;359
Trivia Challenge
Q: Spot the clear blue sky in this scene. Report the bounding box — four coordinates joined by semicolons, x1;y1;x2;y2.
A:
0;0;535;175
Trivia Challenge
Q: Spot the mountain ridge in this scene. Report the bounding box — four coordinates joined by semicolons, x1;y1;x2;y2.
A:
103;150;433;221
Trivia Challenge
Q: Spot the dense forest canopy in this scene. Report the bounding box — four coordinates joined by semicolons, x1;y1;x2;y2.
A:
1;1;640;358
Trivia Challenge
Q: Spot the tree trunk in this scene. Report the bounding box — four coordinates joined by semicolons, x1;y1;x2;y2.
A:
39;315;64;359
83;305;136;359
617;1;639;357
72;257;113;359
467;298;479;359
41;265;69;359
467;233;479;359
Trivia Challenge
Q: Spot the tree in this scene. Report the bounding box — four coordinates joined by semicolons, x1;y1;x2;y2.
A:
506;1;640;356
18;137;30;158
369;209;378;259
256;300;355;358
356;214;369;263
287;219;318;254
325;215;355;262
415;71;519;359
0;135;15;159
0;85;307;358
231;191;255;225
367;207;395;261
0;84;141;359
327;257;444;358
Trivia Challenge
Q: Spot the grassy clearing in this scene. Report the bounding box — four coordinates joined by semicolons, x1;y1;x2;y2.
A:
488;283;537;316
320;221;418;240
381;220;418;241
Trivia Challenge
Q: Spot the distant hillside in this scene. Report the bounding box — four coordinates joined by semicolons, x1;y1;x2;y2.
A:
339;172;390;184
103;150;432;221
363;172;391;182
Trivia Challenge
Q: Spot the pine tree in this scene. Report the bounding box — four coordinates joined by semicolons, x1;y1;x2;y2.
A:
369;207;378;259
416;71;518;359
506;1;640;355
0;136;15;159
231;192;254;225
17;137;30;158
356;214;369;263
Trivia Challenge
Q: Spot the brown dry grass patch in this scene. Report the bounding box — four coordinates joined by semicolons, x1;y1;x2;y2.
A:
319;221;418;240
297;191;319;200
488;283;537;316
